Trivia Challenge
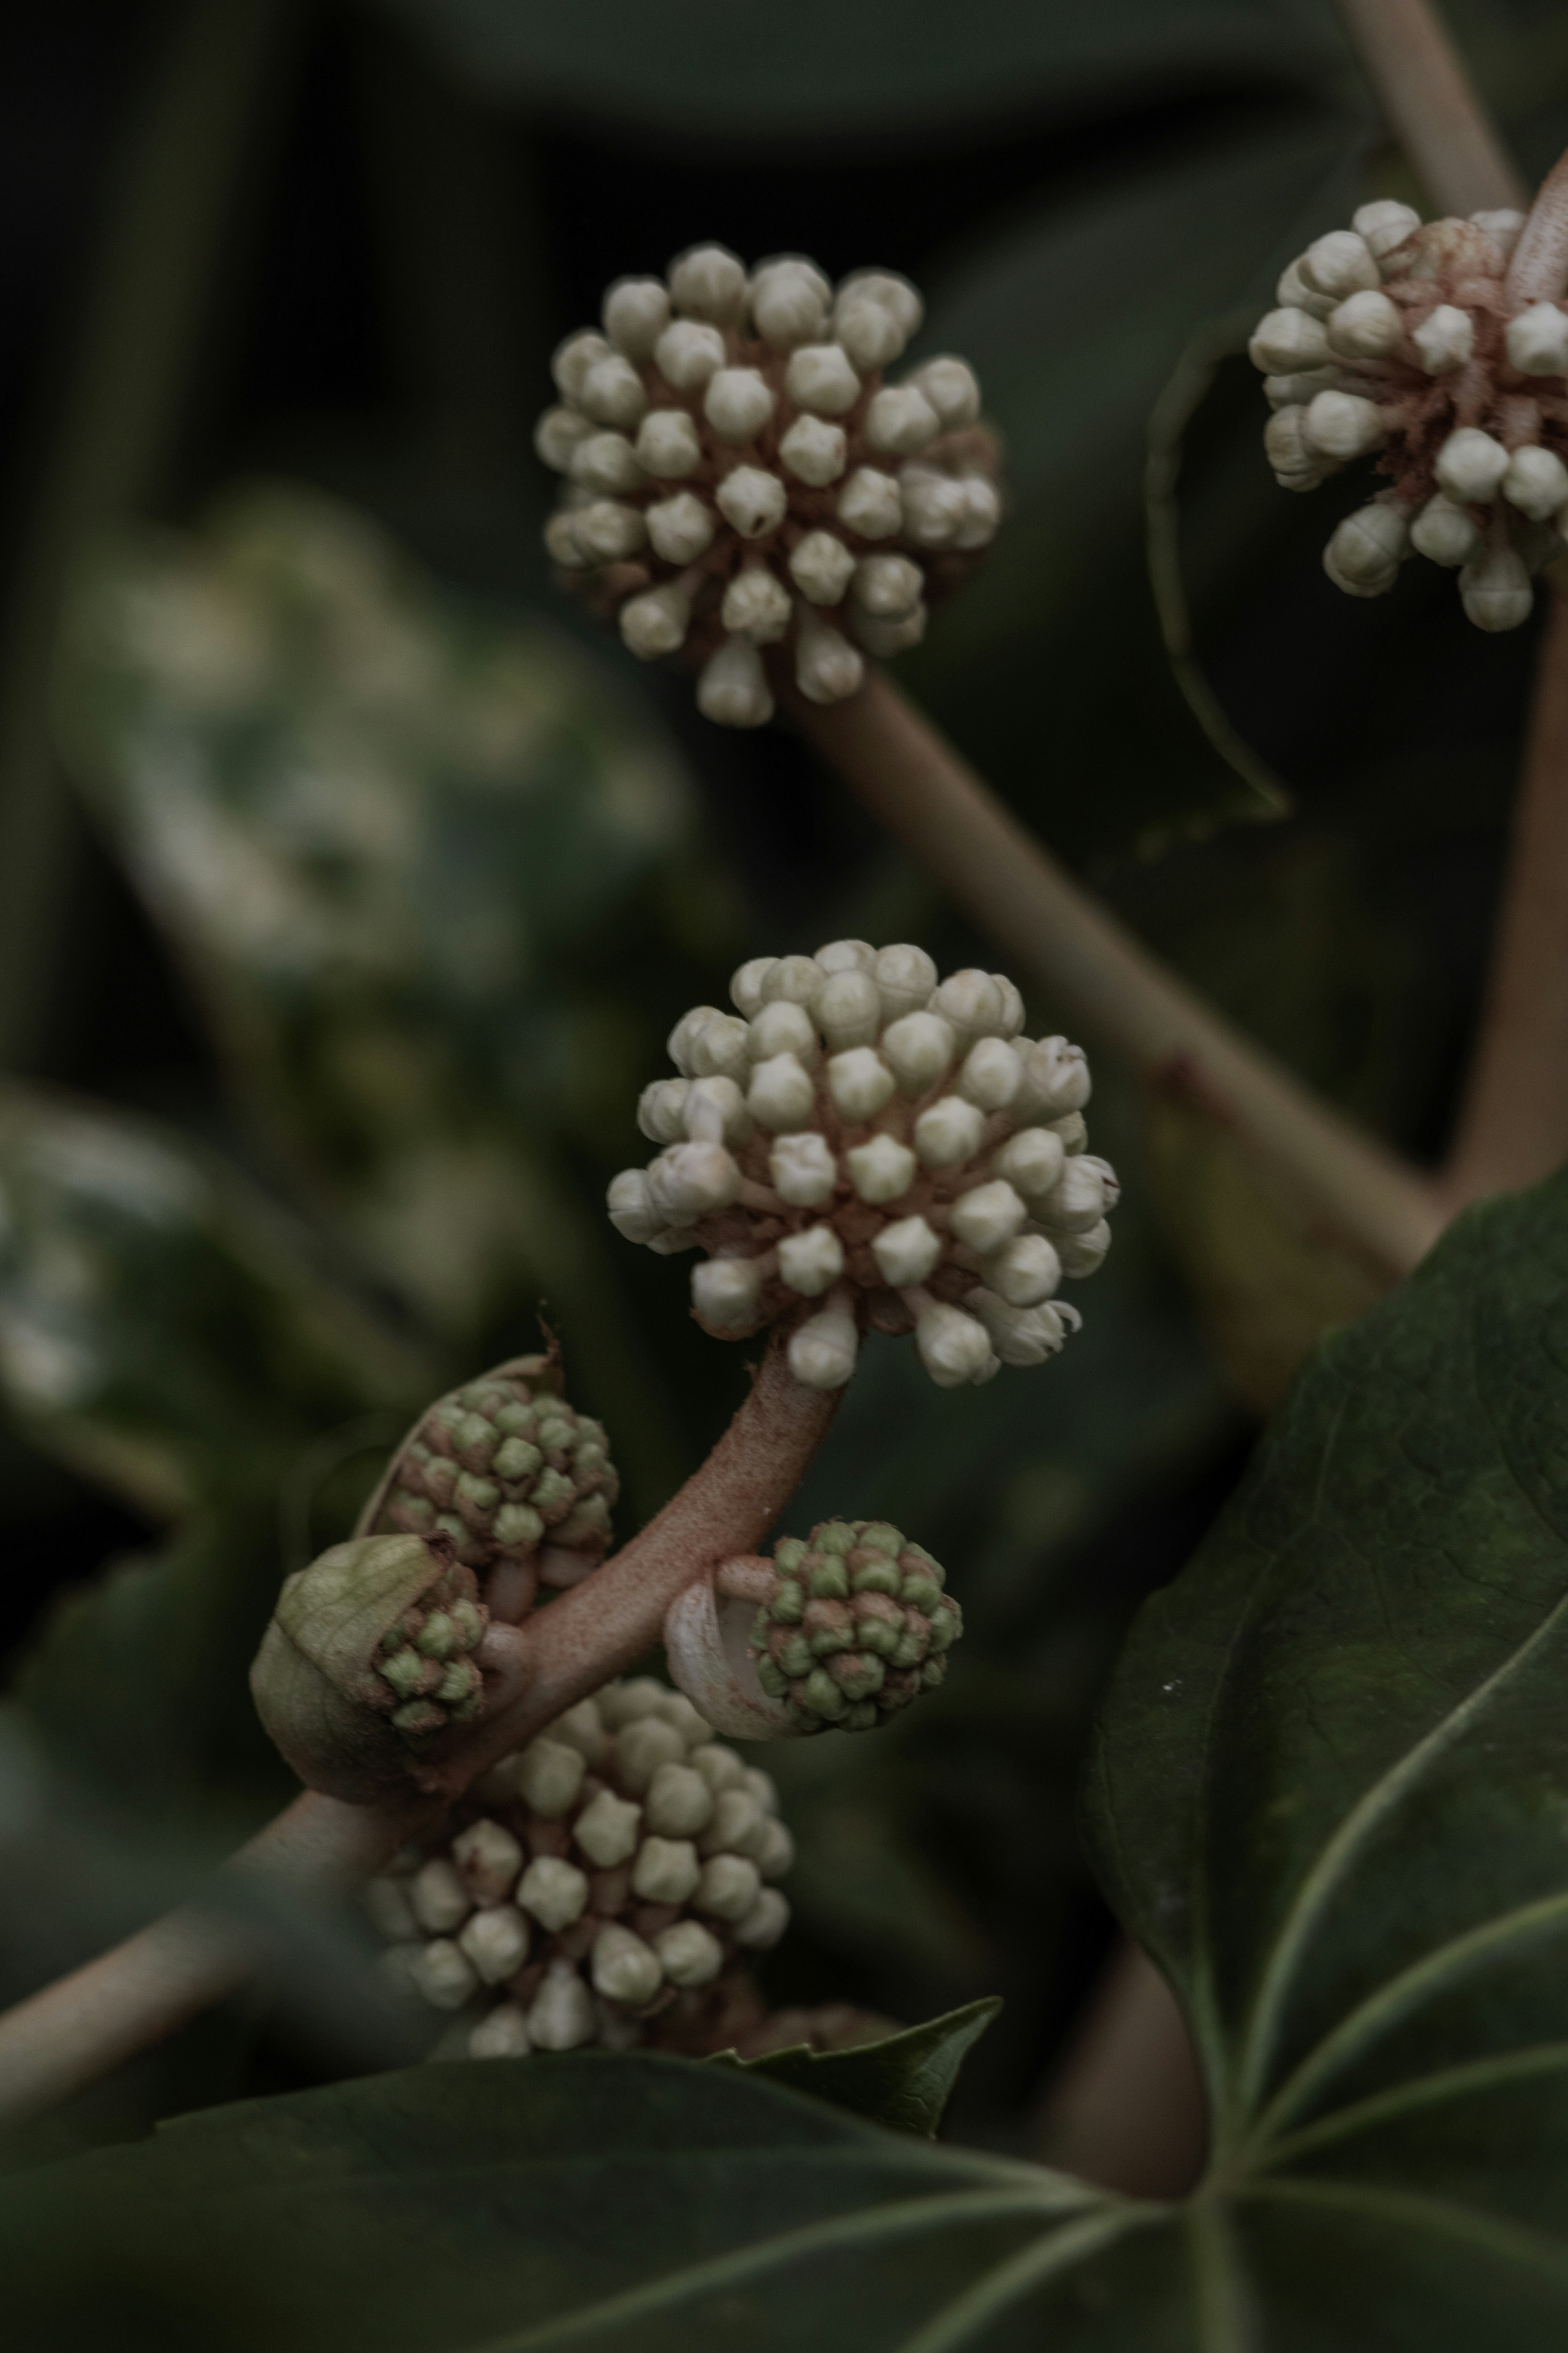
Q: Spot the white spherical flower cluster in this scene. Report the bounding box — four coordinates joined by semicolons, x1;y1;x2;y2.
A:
371;1677;794;2061
606;941;1115;1392
535;243;1002;724
1250;198;1568;629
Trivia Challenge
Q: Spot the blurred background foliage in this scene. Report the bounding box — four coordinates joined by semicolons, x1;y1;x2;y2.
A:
0;0;1561;2151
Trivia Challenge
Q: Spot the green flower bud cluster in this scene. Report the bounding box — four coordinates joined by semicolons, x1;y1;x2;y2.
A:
370;1560;488;1737
749;1519;961;1731
364;1352;619;1593
370;1676;796;2062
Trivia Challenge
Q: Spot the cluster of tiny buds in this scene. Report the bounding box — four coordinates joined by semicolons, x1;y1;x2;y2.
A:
748;1520;960;1730
1250;196;1568;629
535;243;1001;725
607;941;1115;1392
372;1677;793;2060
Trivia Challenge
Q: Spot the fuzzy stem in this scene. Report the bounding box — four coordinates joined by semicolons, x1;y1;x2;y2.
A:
1333;0;1525;216
785;672;1443;1280
1506;149;1568;305
0;1330;836;2125
1441;592;1568;1205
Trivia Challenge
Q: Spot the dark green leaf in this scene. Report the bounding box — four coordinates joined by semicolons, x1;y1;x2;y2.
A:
723;1998;1002;2137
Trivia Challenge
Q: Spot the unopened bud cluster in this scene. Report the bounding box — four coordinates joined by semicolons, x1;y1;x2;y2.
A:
365;1354;618;1615
607;942;1115;1392
1250;198;1568;629
536;243;1002;724
371;1677;794;2061
370;1557;487;1736
748;1520;960;1731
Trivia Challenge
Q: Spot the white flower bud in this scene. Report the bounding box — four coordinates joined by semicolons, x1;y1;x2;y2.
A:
554;1697;610;1767
574;500;648;561
786;343;862;415
691;1254;764;1328
644;1762;715;1837
654;318;727;390
851;605;928;657
635;408;703;479
970;1290;1078;1365
1263;405;1325;487
468;2003;531;2059
881;1009;956;1091
1325;503;1408;592
1435;426;1511;502
543;509;590;567
683;1073;750;1140
730;957;775;1017
696;637;774;729
517;1856;589;1932
552;330;612;403
1503;444;1568;522
690;1743;747;1792
1276;259;1333;319
716;466;788;540
617;1715;687;1793
1037;1156;1110;1233
749;997;817;1058
761;953;825;1008
702;1787;771;1858
734;1888;791;1948
757;1818;793;1877
1460;546;1533;631
647;1141;740;1221
958;473;1000;558
604;275;670;357
592;1923;663;2008
834;296;906;372
569;430;645;496
956;1035;1022;1111
873;943;938;1021
574;1787;643;1867
459;1903;531;1985
991;1125;1066;1197
899;466;968;547
779;413;847;486
409;1938;479;2010
1352;199;1421;259
931;968;1003;1037
864;385;940;456
669;242;748;323
908;355;980;429
668;1005;724;1073
795;614;864;704
632;1835;702;1902
1301;230;1378;298
984;1231;1062;1306
949;1179;1028;1253
1408;303;1474;375
789;531;857;605
365;1876;418;1942
696;1852;762;1920
644;492;713;565
788;1298;860;1389
748;1052;817;1131
1326;288;1403;361
1303;390;1385;462
1263;368;1334;409
620;584;690;660
836;466;902;538
608;1167;666;1243
846;1133;917;1202
579;352;648;429
1016;1036;1091;1117
1471;207;1526;259
835;268;920;339
687;1017;751;1079
647;1228;699;1256
601;1679;668;1728
916;1300;993;1387
852;553;923;617
992;976;1023;1030
750;256;831;348
1505;303;1568;376
778;1224;844;1297
411;1857;472;1933
827;1045;895;1120
1248;308;1331;373
770;1130;837;1206
871;1214;942;1287
535;406;595;471
706;366;776;443
527;1958;597;2050
815;970;881;1051
513;1739;586;1820
914;1095;985;1167
1058;1219;1111;1278
654;1918;724;1987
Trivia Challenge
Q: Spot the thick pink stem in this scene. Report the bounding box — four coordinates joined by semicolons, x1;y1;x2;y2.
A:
1334;0;1525;219
1507;149;1568;305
